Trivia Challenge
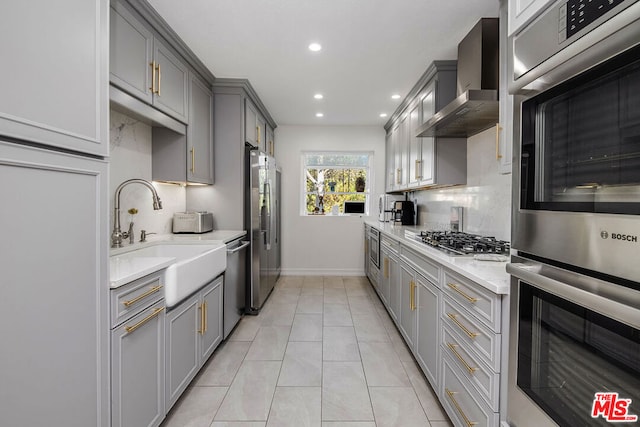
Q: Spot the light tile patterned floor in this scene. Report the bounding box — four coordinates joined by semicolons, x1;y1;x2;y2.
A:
161;276;452;427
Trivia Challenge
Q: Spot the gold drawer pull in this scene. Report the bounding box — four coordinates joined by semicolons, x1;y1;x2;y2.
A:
447;313;479;339
190;147;196;173
447;283;478;303
122;285;163;307
447;342;477;375
446;388;477;427
125;306;165;334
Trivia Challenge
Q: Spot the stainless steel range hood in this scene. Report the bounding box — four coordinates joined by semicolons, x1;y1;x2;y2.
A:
416;18;499;138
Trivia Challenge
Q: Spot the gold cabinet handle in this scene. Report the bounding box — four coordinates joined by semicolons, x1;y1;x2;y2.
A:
447;283;478;303
415;159;423;180
125;306;165;334
396;168;402;184
149;61;156;93
495;123;503;160
256;126;261;144
412;280;417;311
122;285;163;307
156;63;161;96
198;303;205;335
447;342;477;375
447;313;479;339
446;388;477;427
203;301;208;333
190;147;195;173
383;257;389;279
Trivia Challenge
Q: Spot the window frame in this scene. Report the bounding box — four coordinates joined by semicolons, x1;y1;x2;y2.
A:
300;150;373;216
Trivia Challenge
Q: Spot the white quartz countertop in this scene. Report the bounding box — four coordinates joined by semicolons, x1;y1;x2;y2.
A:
109;230;245;288
365;220;510;294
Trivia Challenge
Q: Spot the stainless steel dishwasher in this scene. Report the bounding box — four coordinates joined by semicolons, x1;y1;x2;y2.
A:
224;238;250;339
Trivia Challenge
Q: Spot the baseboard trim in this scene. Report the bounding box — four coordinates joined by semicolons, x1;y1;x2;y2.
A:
280;268;365;276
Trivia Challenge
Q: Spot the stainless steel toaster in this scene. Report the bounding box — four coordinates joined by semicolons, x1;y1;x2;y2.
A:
172;212;214;234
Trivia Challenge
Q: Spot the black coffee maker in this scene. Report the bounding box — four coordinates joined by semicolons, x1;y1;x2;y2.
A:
393;201;415;225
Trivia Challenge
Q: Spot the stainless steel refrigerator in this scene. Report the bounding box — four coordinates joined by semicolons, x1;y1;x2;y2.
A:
245;146;281;312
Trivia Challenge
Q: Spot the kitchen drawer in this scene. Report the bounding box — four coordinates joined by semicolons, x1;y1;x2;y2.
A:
381;235;400;253
442;297;501;372
368;258;379;287
441;352;498;427
111;270;165;327
400;245;440;283
443;269;501;332
442;323;499;410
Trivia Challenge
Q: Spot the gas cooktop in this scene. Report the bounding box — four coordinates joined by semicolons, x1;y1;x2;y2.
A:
417;231;510;257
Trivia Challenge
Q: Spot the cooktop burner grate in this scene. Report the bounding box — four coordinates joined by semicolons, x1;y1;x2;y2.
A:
418;231;510;256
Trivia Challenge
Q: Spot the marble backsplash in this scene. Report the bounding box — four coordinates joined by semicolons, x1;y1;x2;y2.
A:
410;128;512;242
109;109;186;239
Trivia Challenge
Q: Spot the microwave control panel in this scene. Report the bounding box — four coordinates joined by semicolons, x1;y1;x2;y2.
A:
563;0;626;40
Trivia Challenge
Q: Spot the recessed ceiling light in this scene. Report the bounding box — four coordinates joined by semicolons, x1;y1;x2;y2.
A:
316;113;324;118
314;93;324;100
308;43;322;52
391;94;401;100
379;113;388;118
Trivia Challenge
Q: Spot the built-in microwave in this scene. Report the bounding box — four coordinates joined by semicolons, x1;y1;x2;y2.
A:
510;0;640;285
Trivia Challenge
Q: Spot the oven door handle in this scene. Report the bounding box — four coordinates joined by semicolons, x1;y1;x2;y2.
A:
507;262;640;329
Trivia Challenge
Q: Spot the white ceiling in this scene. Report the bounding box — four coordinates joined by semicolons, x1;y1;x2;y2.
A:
147;0;500;127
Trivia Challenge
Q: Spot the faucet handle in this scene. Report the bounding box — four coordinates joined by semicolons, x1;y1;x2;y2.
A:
140;230;157;242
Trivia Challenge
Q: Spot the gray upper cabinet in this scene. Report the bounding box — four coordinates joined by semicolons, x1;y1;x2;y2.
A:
385;61;465;192
110;2;153;104
245;99;268;151
151;73;213;185
0;141;109;426
152;39;189;123
110;2;188;124
0;0;108;156
266;124;275;156
187;73;214;184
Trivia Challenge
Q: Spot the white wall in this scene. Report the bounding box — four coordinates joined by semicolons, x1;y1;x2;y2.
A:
276;125;386;276
411;127;512;241
109;109;186;240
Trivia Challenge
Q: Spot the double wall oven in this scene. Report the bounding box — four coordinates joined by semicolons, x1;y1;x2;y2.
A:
508;1;640;426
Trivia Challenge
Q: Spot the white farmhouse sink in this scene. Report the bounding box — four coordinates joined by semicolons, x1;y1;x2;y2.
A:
112;242;227;307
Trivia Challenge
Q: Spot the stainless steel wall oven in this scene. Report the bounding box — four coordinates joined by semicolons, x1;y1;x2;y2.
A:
508;1;640;426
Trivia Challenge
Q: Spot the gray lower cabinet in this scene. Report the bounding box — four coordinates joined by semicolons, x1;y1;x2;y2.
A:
111;300;166;427
415;274;440;388
0;141;109;426
110;1;188;123
110;270;166;427
0;0;108;156
399;261;418;348
166;276;223;410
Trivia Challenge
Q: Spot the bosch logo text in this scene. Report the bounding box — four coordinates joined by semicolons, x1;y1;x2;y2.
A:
601;231;638;242
611;233;638;242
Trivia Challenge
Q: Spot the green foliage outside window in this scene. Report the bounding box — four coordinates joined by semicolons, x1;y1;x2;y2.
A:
303;152;371;215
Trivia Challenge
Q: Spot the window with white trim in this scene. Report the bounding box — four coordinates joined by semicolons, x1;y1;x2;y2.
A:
301;151;372;215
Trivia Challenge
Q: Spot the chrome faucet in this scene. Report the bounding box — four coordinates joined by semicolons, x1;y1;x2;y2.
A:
111;179;162;248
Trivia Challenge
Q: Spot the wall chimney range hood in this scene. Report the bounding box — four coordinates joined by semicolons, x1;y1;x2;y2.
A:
416;18;499;138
